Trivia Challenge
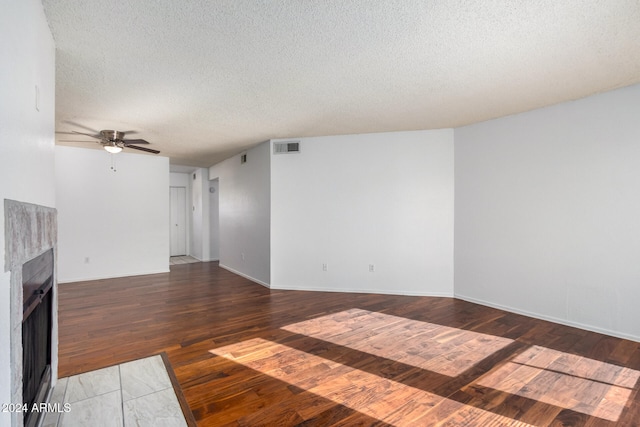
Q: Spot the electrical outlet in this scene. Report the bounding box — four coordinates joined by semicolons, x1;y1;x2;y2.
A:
84;257;90;264
369;264;375;272
322;263;328;271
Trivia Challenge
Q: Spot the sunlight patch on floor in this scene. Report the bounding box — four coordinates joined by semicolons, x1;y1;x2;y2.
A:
209;309;639;424
282;308;514;376
210;338;533;426
476;345;640;422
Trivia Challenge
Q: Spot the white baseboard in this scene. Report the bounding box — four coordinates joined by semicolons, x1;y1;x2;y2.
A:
455;293;640;343
58;268;170;284
219;264;270;288
271;284;453;298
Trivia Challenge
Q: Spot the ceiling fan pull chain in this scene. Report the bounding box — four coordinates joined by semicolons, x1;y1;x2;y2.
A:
110;154;117;172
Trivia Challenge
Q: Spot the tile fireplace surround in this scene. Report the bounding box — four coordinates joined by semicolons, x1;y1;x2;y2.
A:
4;199;57;427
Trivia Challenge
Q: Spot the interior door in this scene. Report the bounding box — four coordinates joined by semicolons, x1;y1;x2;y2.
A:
170;186;187;256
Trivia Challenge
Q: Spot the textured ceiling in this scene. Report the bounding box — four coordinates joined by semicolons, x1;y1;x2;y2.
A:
43;0;640;167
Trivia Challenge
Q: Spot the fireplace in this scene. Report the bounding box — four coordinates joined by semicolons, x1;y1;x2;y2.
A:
22;249;54;427
5;199;57;427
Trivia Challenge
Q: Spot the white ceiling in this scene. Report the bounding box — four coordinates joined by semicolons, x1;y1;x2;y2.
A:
43;1;640;168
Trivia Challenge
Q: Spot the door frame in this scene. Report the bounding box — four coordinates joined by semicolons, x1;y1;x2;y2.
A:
170;186;187;256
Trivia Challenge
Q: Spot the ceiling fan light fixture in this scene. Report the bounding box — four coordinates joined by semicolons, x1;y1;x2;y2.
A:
104;144;122;154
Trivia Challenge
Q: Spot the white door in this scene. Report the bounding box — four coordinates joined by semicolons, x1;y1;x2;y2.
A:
170;187;187;256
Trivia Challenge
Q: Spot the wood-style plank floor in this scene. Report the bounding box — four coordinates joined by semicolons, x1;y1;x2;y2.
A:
57;262;640;426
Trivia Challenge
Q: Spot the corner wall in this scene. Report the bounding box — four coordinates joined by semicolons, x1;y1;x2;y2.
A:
0;0;56;423
55;147;170;282
454;84;640;341
209;142;271;286
271;130;454;295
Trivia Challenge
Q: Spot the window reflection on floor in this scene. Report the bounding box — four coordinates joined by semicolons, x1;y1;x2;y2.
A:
476;345;640;422
282;308;514;376
210;338;533;426
209;309;639;424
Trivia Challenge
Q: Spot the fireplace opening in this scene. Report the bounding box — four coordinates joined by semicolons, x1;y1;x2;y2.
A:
22;249;54;427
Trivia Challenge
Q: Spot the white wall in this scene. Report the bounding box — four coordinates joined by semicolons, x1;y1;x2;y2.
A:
0;0;56;423
271;130;454;295
190;168;211;261
209;143;271;285
454;83;640;341
55;146;170;282
170;172;191;255
170;172;191;187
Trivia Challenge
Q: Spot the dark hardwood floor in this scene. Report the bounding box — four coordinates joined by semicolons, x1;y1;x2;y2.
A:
57;261;640;426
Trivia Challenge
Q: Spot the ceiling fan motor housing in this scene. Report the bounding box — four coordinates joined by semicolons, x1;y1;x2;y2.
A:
100;130;125;142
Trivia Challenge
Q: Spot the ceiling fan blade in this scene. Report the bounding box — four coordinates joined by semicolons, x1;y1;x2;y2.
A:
58;140;99;143
122;138;150;145
125;145;160;154
56;131;85;135
72;131;103;140
62;120;99;133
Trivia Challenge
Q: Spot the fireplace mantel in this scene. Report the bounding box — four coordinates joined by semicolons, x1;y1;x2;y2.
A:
4;199;57;427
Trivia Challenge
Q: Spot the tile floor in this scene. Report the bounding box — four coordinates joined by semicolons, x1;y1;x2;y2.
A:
42;355;189;427
169;256;201;265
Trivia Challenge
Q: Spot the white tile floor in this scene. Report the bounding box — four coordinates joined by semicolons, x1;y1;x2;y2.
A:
42;355;188;427
169;256;201;265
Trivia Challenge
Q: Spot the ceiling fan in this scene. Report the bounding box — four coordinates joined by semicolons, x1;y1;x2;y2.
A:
69;129;160;154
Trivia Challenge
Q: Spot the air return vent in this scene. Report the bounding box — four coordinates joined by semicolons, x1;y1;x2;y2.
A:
273;141;300;154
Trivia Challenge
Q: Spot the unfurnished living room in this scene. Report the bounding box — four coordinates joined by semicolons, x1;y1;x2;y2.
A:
2;1;640;426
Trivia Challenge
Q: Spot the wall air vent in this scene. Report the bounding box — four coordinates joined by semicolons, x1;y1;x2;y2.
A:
273;141;301;154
